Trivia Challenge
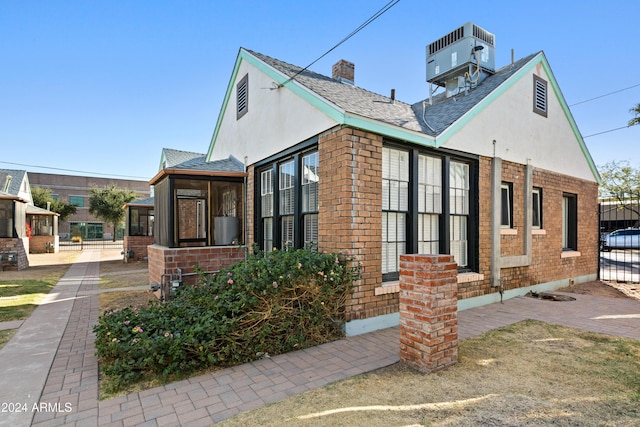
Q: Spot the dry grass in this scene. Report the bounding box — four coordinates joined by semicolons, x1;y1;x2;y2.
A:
219;320;640;427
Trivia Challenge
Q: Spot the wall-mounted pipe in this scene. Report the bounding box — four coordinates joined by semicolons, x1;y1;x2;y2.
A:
490;157;533;293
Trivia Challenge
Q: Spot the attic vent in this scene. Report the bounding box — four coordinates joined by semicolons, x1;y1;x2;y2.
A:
3;175;12;193
236;74;249;119
533;75;548;117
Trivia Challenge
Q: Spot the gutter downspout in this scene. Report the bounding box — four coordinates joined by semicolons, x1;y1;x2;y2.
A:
491;157;533;300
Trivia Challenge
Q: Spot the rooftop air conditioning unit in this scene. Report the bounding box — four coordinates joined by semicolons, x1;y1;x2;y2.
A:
426;22;495;93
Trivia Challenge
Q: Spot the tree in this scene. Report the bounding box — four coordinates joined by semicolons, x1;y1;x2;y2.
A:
599;160;640;226
630;103;640;127
30;186;77;222
88;185;137;241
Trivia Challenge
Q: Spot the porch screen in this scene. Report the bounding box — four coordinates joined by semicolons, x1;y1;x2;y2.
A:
261;169;274;251
279;160;295;248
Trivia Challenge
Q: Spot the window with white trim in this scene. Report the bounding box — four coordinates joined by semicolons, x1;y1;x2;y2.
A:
418;154;441;254
532;187;542;229
301;151;319;248
382;147;409;279
501;182;513;228
450;161;470;267
279;160;295;248
260;169;274;250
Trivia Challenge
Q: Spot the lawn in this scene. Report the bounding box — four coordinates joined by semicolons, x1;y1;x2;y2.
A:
219;320;640;426
0;279;58;322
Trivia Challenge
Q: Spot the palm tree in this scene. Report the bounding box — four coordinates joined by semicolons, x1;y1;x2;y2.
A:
630;103;640;127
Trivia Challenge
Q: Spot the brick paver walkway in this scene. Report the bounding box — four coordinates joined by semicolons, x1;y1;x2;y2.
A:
1;249;639;426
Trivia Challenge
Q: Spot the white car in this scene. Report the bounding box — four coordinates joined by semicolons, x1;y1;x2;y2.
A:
601;228;640;251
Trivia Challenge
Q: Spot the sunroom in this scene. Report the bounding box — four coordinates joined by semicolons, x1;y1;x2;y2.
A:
147;154;247;287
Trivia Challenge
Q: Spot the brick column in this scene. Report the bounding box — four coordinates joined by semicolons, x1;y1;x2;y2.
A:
399;254;458;373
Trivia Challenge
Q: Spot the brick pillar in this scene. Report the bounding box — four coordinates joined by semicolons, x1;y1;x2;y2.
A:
399;254;458;373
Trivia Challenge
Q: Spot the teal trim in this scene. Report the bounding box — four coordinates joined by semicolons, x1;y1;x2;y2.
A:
208;50;599;184
540;59;601;184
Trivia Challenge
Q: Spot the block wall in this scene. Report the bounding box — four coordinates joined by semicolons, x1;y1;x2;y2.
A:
148;244;246;286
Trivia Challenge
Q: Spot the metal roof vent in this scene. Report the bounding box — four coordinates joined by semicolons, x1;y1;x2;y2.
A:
426;22;496;98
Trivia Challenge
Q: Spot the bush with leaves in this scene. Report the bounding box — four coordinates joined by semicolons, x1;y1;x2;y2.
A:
94;247;360;391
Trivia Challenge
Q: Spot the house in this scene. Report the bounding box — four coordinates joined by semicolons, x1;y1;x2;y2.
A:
28;172;150;240
0;169;60;269
155;23;600;335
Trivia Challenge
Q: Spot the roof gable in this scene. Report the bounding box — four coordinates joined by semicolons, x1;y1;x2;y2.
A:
207;48;599;183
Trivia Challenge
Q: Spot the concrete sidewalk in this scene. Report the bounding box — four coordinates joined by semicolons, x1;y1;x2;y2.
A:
1;250;639;426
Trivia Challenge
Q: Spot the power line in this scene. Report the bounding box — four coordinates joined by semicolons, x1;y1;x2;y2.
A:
583;125;631;138
280;0;400;87
570;83;640;107
0;161;150;180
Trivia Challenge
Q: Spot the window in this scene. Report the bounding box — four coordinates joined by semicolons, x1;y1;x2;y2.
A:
69;196;84;207
279;160;295;248
532;187;542;229
129;206;154;236
260;169;274;251
70;222;103;240
562;193;577;250
256;147;319;251
500;182;513;228
0;199;13;238
533;75;548;117
418;154;441;254
301;151;319;248
236;74;249;119
450;161;470;267
382;147;409;279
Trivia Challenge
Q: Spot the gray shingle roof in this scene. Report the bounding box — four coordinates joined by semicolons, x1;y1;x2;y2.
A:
0;169;27;196
246;49;539;137
161;148;244;173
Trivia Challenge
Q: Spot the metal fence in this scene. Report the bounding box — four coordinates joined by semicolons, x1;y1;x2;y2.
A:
599;194;640;283
59;239;124;251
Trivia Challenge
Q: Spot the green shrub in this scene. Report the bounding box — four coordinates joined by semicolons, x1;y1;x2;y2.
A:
94;247;360;391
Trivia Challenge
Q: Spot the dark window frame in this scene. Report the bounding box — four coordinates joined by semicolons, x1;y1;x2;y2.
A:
500;182;513;228
562;193;578;250
382;140;479;280
532;187;543;229
254;138;319;252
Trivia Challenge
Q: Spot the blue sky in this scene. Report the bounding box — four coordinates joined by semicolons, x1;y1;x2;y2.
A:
1;0;639;181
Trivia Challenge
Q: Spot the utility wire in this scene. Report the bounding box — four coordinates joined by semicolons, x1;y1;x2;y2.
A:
0;161;150;180
279;0;400;87
570;83;640;107
583;125;631;139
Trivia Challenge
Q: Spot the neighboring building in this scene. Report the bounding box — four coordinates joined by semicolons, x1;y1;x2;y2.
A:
153;23;601;335
0;169;60;268
28;173;150;240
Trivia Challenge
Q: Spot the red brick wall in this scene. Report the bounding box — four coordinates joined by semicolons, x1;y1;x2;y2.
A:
0;237;29;270
123;235;154;262
317;126;394;321
399;254;458;373
470;157;599;299
246;165;255;250
29;235;57;254
148;244;246;286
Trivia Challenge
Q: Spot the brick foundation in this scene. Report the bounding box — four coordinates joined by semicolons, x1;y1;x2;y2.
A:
147;245;246;286
123;235;154;262
399;254;458;373
0;237;29;270
29;235;58;254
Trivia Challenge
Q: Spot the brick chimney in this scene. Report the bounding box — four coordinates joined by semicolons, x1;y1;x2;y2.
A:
332;59;354;85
